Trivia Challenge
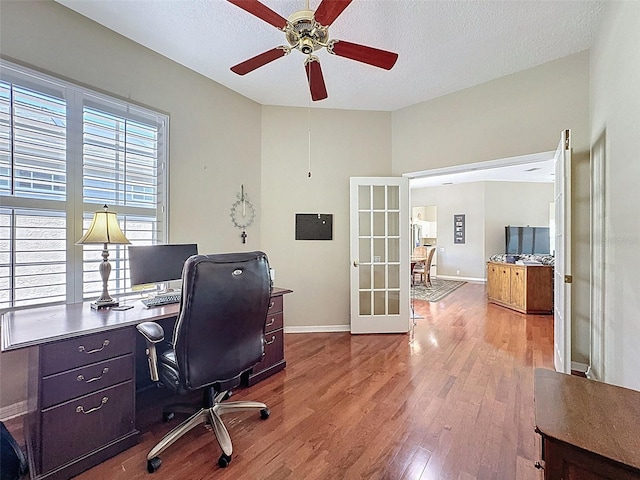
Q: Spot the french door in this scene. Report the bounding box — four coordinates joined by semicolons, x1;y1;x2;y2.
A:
554;129;572;374
349;177;410;334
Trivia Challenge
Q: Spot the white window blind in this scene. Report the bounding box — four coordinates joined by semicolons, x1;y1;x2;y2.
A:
0;60;168;310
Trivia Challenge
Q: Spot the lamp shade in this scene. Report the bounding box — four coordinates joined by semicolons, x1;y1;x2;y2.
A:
76;205;131;245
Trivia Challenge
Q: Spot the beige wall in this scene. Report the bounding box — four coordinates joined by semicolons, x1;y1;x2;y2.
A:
411;183;486;280
393;52;592;368
590;1;640;390
1;0;615;411
260;106;392;330
411;181;554;280
392;51;591;173
0;1;262;410
484;182;554;258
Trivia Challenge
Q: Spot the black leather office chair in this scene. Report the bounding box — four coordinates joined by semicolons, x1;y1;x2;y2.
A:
136;252;272;473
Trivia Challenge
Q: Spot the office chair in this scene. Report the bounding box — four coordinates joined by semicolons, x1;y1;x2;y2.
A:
136;252;272;473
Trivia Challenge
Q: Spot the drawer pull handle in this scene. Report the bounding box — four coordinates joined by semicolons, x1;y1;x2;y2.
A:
78;339;110;354
268;301;275;309
77;367;109;383
266;317;276;327
76;396;108;415
265;335;276;345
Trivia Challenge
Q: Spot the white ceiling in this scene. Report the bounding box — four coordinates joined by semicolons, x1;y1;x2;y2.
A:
56;0;604;112
408;151;555;188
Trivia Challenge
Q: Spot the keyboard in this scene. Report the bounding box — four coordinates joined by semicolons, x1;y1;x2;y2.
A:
141;291;181;308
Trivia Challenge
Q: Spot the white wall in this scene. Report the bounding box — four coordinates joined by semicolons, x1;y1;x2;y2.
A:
590;1;640;390
0;1;263;409
261;106;392;330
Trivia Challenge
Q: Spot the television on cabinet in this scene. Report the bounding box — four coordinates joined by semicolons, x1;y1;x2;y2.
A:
505;226;550;255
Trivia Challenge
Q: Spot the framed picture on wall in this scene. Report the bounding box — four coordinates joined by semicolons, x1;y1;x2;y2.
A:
454;214;465;244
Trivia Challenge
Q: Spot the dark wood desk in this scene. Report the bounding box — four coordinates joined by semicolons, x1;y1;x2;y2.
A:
1;287;291;480
534;368;640;479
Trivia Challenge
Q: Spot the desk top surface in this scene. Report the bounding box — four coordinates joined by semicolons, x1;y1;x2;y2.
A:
1;287;292;352
534;368;640;470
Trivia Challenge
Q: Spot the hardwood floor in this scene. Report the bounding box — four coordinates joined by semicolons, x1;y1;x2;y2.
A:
11;282;554;479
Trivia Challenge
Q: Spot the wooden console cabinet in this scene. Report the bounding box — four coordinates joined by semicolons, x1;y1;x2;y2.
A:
486;261;553;314
534;368;640;479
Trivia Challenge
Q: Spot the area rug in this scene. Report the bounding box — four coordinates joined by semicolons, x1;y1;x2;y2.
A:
412;279;466;302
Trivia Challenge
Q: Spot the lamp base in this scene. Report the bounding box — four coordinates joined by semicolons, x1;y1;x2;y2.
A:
91;300;119;310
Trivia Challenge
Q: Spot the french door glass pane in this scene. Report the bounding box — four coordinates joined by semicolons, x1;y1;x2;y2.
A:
359;291;371;315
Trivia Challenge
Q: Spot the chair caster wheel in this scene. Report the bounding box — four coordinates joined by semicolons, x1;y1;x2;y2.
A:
218;453;232;468
162;412;174;422
147;457;162;473
260;408;270;419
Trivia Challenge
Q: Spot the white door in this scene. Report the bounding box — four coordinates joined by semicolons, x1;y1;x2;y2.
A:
350;177;410;333
554;129;572;373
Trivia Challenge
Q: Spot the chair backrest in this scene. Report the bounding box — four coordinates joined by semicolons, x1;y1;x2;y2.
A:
425;247;435;269
413;246;427;259
172;251;272;391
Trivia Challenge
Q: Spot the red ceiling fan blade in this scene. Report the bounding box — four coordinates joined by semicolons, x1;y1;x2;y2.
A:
314;0;352;27
231;47;288;75
305;58;328;101
227;0;288;29
330;40;398;70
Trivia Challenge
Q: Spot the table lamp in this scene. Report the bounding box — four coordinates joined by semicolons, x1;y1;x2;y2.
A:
76;205;131;309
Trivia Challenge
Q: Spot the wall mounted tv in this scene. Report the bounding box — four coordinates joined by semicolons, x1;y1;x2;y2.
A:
505;226;551;255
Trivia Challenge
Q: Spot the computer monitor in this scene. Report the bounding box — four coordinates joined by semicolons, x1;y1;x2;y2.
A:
128;244;198;287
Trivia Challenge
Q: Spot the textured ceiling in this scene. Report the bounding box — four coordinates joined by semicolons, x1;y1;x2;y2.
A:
56;0;604;112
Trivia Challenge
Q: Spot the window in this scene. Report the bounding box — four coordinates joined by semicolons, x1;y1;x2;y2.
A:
0;60;168;309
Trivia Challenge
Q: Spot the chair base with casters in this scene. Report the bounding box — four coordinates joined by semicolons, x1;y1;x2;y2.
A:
136;252;274;474
146;387;270;472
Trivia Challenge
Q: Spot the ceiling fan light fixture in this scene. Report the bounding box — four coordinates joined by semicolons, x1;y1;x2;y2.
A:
228;0;398;101
300;37;315;54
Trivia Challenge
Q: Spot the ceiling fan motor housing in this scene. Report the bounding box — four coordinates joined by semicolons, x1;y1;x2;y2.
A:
286;9;328;54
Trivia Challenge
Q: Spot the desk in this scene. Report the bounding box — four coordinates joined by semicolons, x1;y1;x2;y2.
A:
1;287;291;480
534;368;640;479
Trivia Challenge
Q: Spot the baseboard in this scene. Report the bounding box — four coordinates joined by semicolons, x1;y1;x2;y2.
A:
436;275;486;283
0;400;27;421
284;325;350;334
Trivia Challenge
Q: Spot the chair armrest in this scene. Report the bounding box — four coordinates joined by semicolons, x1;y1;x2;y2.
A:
136;322;165;382
137;321;165;343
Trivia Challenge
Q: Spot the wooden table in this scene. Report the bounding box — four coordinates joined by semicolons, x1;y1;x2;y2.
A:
534;368;640;479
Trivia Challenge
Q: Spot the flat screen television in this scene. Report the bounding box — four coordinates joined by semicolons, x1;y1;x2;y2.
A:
128;243;198;287
505;226;550;255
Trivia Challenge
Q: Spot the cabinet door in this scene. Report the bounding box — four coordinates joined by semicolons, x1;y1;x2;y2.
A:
487;264;500;299
510;266;526;309
498;266;511;303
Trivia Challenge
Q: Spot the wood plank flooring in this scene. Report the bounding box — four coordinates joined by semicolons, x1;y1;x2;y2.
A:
11;282;554;479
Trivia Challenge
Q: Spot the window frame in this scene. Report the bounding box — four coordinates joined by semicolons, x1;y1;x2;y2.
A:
1;59;169;310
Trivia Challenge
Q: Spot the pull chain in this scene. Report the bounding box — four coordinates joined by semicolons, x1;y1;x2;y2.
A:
307;60;312;178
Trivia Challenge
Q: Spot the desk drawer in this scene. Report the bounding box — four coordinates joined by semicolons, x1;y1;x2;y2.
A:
253;328;284;375
41;328;134;376
268;295;283;314
264;312;283;333
41;354;134;408
41;381;134;473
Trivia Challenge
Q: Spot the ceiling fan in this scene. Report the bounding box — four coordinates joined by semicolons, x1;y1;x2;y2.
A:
227;0;399;101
